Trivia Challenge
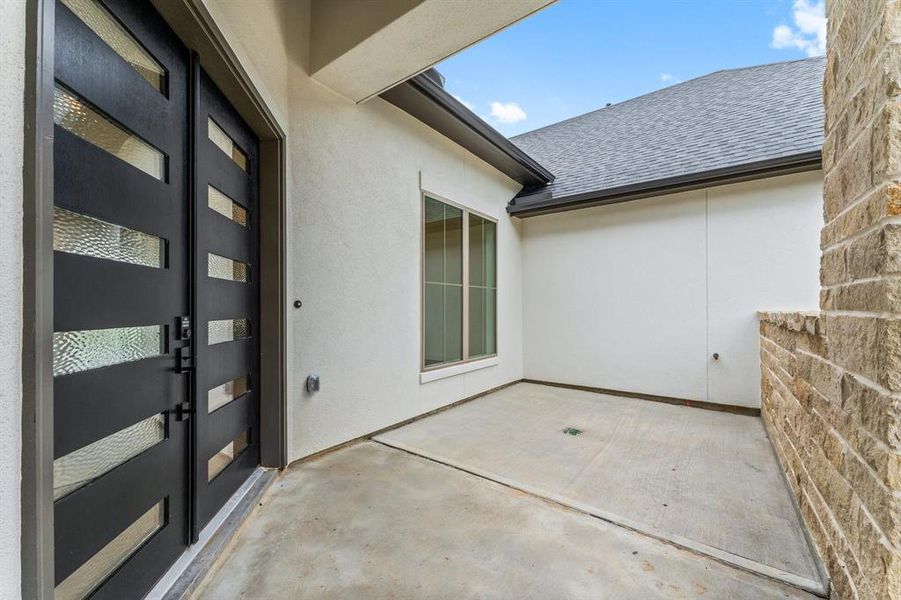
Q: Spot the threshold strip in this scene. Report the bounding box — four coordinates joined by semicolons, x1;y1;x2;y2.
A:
370;438;827;599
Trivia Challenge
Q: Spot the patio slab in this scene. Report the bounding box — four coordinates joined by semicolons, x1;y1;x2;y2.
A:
374;382;824;595
192;441;817;599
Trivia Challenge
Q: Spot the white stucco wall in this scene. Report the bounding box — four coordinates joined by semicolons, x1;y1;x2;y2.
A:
204;0;524;462
521;172;823;407
0;0;25;596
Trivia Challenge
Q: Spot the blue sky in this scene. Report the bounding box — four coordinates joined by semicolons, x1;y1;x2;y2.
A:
437;0;826;137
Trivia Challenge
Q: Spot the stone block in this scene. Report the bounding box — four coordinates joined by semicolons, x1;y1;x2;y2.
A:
824;128;874;220
821;182;901;249
826;315;901;392
871;102;901;183
826;315;880;380
823;274;901;313
841;372;901;450
846;223;901;279
797;349;844;401
845;452;900;548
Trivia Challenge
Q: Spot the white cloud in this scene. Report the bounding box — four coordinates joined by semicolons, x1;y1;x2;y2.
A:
660;73;681;84
771;0;826;57
489;101;527;124
453;95;475;111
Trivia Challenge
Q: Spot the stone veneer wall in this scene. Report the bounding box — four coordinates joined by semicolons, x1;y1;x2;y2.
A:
758;2;901;599
759;312;898;598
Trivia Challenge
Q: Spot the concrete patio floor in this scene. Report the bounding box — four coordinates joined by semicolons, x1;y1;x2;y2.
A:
192;383;826;599
375;383;825;594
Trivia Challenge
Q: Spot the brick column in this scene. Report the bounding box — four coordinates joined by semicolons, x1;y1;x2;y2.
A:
759;1;901;599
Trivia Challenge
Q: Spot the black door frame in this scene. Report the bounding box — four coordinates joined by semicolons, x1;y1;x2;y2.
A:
21;0;287;596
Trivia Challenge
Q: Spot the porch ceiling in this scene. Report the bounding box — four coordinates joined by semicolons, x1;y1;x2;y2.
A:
308;0;555;103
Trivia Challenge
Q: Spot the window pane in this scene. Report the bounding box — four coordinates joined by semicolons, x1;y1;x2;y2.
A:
60;0;166;93
469;214;484;287
208;118;248;172
53;414;165;500
54;85;166;180
468;214;496;359
485;220;497;288
486;288;497;355
208;185;247;226
208;375;250;413
422;196;464;368
53;325;162;377
424;283;445;367
55;500;164;600
208;253;249;283
208;318;250;345
423;197;444;283
469;286;485;358
54;207;162;268
445;205;463;285
208;430;250;481
445;285;463;363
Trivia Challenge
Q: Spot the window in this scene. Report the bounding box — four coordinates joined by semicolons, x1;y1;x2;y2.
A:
423;195;497;370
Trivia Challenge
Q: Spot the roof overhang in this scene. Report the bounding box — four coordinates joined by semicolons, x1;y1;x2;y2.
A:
380;73;554;189
507;150;822;217
310;0;555;103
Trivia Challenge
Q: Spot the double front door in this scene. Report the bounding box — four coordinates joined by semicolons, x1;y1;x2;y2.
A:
52;0;260;597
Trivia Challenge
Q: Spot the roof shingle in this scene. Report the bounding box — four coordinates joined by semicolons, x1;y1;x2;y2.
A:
510;57;825;210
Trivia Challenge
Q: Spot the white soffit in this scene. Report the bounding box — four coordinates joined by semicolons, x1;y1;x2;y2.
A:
309;0;555;103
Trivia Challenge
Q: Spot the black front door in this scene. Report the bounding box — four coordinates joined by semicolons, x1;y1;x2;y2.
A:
192;69;261;534
51;0;260;597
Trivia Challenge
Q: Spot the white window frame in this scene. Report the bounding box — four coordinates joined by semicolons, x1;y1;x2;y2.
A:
420;191;498;373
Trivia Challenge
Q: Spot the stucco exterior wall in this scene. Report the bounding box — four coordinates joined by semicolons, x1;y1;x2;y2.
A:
203;0;524;462
0;0;25;596
522;172;823;407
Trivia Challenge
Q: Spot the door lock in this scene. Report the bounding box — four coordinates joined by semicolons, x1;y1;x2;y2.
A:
178;315;192;340
175;400;193;421
176;346;194;374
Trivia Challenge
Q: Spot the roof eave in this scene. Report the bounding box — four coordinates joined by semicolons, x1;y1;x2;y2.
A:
507;150;822;217
380;73;554;188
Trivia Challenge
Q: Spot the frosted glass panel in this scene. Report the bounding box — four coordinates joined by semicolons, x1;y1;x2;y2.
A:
55;500;164;600
208;185;247;226
208;375;250;413
208;118;248;171
54;207;162;268
208;319;249;345
60;0;166;92
208;430;249;481
53;325;162;376
54;85;165;180
54;414;165;500
208;253;248;283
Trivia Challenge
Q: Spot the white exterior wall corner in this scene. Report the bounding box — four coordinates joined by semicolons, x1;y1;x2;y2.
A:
522;171;823;408
203;0;524;462
0;0;26;597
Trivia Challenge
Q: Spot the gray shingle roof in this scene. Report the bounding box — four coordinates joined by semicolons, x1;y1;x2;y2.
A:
510;57;824;212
